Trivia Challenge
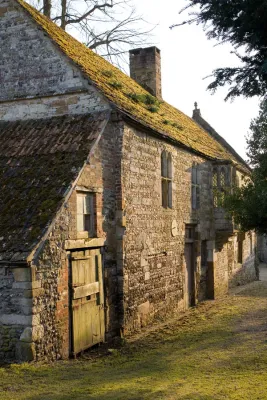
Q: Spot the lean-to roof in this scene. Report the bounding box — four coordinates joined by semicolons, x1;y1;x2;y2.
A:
16;0;248;170
0;112;109;262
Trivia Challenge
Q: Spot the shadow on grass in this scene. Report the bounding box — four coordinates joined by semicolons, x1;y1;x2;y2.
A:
233;280;267;298
26;392;220;400
3;290;267;400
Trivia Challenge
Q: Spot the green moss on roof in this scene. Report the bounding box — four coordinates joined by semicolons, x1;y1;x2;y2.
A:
17;0;244;165
0;113;108;261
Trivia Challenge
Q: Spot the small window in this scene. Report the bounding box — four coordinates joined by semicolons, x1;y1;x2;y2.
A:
192;163;200;209
77;193;95;236
212;168;218;207
212;166;229;207
161;151;172;208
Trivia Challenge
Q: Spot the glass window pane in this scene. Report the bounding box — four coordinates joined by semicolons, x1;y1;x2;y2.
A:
162;179;168;208
192;166;197;184
167;153;172;179
161;151;167;177
220;167;226;187
84;194;93;214
212;169;218;187
84;214;91;232
168;181;172;208
192;185;196;209
196;186;200;209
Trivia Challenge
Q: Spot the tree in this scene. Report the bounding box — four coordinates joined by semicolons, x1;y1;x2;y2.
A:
28;0;153;67
224;99;267;234
170;0;267;100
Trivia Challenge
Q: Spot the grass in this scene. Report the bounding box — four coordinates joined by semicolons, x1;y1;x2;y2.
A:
1;281;267;399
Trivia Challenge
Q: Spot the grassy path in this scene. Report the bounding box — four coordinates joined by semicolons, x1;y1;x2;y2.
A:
1;280;267;400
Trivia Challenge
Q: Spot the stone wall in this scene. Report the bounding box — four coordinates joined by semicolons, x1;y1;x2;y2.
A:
229;232;257;287
0;265;23;360
0;118;123;362
0;91;109;121
0;0;86;101
120;123;214;334
0;0;109;121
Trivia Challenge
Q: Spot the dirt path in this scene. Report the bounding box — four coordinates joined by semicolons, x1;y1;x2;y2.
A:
1;278;267;400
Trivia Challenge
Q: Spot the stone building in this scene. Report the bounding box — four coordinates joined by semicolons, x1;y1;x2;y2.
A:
0;0;257;362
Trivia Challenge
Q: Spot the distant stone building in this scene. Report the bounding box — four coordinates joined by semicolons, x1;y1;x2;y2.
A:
0;0;257;362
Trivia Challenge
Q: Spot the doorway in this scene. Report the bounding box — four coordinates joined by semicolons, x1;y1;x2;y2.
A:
185;225;196;307
70;248;105;356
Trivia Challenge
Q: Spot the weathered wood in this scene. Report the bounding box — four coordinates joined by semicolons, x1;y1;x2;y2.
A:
71;248;105;355
73;282;100;299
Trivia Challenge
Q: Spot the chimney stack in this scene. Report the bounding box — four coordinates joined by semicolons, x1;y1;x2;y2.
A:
129;46;162;99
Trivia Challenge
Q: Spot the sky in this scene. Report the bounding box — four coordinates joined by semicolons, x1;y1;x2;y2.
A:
64;0;261;161
129;0;260;160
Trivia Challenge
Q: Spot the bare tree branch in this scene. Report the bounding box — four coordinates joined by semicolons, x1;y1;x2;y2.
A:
26;0;155;67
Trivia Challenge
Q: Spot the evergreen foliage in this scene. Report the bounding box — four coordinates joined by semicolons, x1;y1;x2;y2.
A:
173;0;267;100
225;99;267;233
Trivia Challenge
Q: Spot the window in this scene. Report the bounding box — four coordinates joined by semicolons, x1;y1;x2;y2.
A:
212;166;229;207
161;151;172;208
77;193;95;236
192;163;200;209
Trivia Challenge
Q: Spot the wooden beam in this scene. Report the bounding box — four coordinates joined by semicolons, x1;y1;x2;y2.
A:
73;282;100;299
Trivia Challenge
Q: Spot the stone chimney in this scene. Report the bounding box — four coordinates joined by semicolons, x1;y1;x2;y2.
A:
192;102;201;119
129;46;162;99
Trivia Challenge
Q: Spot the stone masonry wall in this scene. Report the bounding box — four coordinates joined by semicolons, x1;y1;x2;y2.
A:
0;119;123;362
74;118;124;339
120;123;214;334
0;91;109;121
0;0;86;101
229;232;257;288
0;0;110;121
0;264;41;361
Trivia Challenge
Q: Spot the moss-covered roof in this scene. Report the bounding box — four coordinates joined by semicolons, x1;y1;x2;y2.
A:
16;0;247;169
0;112;109;262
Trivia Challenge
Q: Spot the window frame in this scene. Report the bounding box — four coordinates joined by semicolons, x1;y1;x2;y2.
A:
161;151;172;209
76;192;95;237
212;166;229;207
192;163;200;210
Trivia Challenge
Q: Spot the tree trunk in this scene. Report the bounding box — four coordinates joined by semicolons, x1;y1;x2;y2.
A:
43;0;52;18
61;0;67;30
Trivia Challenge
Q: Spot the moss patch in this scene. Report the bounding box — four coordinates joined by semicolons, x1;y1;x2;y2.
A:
16;0;249;169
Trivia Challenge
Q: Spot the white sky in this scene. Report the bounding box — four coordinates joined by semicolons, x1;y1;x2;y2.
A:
130;0;260;160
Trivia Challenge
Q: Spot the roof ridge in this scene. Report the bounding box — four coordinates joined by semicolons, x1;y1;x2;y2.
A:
14;0;248;169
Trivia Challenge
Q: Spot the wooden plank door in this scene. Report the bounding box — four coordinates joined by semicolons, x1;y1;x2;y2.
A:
185;243;196;307
71;248;105;356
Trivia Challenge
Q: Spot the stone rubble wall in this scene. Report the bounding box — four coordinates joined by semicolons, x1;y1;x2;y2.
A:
0;119;123;362
0;0;110;121
120;124;214;334
0;91;109;121
0;0;86;101
229;232;257;288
